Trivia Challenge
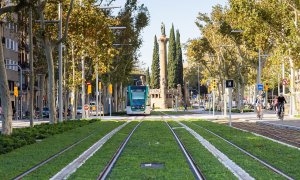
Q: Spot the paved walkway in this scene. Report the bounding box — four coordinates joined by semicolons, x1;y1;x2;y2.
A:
1;110;299;131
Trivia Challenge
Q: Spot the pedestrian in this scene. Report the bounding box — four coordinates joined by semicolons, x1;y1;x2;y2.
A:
273;96;278;114
0;106;2;120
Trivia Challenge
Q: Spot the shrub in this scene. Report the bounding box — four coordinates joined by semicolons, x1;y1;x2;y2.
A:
0;119;99;155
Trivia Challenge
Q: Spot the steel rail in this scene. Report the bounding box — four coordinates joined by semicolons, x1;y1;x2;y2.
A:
13;125;102;180
13;119;130;180
160;111;205;180
97;117;143;180
190;122;295;180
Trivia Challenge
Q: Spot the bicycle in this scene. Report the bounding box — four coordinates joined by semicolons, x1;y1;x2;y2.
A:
277;104;284;120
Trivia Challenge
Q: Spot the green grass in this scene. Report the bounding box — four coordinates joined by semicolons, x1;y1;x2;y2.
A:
108;121;195;179
69;121;139;179
183;121;283;179
0;121;123;179
23;121;125;179
168;122;237;180
0;119;99;154
185;120;300;179
295;115;300;118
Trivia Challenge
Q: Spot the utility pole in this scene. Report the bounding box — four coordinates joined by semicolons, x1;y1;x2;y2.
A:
282;61;285;94
96;63;99;117
58;3;63;122
197;65;200;109
29;7;33;125
81;56;85;118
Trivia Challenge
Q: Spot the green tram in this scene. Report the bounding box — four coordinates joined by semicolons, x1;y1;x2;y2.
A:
126;85;151;115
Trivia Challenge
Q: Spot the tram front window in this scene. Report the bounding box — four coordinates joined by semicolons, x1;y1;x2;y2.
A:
132;91;145;108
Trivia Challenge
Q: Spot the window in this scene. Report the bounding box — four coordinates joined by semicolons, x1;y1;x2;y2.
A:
10;39;13;49
5;38;9;49
15;42;18;52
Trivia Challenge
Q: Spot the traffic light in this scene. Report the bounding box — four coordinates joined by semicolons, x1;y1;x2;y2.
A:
211;79;217;90
109;84;113;94
264;83;269;91
87;82;92;94
14;86;18;97
99;82;102;91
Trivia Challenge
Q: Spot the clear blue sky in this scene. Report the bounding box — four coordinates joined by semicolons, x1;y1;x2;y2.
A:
113;0;228;70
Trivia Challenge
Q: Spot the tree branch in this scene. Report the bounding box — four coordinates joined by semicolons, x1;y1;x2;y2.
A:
0;0;30;15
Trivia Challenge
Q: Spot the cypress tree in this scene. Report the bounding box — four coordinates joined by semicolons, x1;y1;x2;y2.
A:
150;35;160;89
146;67;150;85
176;29;183;88
167;24;177;89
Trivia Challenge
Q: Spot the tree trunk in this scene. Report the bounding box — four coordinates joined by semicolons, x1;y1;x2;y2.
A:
114;83;118;112
103;85;108;114
64;90;68;120
0;24;13;135
72;89;77;119
29;8;34;127
43;38;57;124
38;74;45;119
81;56;85;118
119;82;123;111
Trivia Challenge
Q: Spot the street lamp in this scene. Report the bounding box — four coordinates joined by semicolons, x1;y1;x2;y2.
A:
95;25;127;118
6;64;30;119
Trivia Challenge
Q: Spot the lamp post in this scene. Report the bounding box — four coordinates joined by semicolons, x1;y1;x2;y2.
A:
6;64;28;119
197;65;200;109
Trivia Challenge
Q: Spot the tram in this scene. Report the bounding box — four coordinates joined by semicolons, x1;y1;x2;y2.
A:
126;85;151;115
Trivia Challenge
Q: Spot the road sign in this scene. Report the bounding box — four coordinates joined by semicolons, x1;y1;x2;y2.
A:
282;78;288;85
257;84;263;91
226;80;234;88
84;104;89;111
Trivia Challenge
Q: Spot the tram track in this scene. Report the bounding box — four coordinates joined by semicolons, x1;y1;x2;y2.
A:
97;116;144;180
161;112;206;180
189;121;294;180
165;120;206;180
160;111;297;180
13;118;131;180
231;122;300;148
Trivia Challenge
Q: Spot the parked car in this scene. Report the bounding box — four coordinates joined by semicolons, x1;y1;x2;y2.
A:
77;106;82;114
42;107;50;118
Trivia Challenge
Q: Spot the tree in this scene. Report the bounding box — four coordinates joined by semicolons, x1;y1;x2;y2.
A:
146;67;150;85
0;1;33;135
176;29;183;88
167;24;177;89
150;35;160;88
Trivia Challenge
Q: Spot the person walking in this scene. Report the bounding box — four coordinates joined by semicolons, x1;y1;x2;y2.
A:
255;95;263;119
0;106;2;120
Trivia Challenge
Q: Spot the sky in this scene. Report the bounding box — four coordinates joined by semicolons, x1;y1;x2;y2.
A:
113;0;228;70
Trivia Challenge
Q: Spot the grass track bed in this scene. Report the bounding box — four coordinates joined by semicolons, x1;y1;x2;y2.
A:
69;121;139;179
23;121;124;179
168;122;237;180
187;120;300;179
108;121;195;179
183;121;283;179
0;121;123;179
